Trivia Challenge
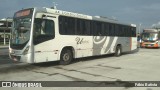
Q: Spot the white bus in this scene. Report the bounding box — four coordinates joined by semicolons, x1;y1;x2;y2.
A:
9;7;137;65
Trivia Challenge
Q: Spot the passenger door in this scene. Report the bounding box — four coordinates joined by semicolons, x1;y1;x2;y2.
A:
33;17;56;63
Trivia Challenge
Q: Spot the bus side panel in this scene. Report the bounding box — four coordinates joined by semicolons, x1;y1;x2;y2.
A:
75;36;93;58
92;36;126;55
56;36;80;59
131;37;137;50
34;40;59;63
93;36;117;55
93;36;109;56
114;37;131;52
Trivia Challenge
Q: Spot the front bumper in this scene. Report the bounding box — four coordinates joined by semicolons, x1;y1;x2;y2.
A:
141;43;159;48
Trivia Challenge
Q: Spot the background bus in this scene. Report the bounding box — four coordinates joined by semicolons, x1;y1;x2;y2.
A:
141;29;160;48
9;7;137;65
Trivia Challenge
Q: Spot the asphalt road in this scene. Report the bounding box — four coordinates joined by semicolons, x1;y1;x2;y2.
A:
0;48;160;90
0;48;14;65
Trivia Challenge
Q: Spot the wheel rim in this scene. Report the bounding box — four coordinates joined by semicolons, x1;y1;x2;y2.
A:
63;53;70;61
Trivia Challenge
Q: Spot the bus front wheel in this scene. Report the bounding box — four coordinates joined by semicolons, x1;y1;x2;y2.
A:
60;49;73;65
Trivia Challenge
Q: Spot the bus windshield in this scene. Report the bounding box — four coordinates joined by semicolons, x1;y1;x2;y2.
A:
142;33;158;41
10;8;33;49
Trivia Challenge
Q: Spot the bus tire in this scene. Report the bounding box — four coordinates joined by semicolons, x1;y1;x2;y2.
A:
115;45;122;57
60;49;73;65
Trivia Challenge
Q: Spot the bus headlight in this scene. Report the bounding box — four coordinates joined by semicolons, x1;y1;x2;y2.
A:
23;46;30;55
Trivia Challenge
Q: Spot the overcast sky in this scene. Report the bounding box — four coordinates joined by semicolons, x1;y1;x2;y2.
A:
0;0;160;28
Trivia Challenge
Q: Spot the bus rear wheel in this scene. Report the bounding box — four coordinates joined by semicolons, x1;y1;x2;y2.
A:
60;49;73;65
115;46;122;57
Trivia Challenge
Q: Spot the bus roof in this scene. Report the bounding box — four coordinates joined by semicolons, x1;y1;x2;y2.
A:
92;16;135;27
143;29;158;33
35;7;136;27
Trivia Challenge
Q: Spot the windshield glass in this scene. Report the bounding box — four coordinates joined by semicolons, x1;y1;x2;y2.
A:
142;33;158;41
11;18;31;44
10;8;34;49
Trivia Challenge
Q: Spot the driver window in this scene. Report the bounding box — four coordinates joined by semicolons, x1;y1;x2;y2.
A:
34;18;55;45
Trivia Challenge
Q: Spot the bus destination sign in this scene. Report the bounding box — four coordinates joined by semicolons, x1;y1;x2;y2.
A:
15;9;33;18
